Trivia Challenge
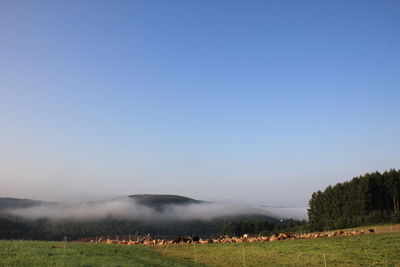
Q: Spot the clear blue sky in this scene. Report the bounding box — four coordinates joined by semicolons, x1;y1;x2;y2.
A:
1;0;399;207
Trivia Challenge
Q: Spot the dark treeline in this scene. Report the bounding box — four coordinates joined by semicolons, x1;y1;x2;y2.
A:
308;169;400;231
220;216;308;236
0;215;305;241
0;195;308;240
0;216;219;240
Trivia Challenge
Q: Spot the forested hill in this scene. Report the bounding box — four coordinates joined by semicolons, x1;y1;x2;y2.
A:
0;198;43;210
0;195;202;212
0;194;302;240
308;169;400;231
129;194;203;206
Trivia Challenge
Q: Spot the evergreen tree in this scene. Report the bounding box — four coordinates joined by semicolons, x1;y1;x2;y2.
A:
308;169;400;230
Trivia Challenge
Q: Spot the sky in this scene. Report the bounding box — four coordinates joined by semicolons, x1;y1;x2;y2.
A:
0;0;399;209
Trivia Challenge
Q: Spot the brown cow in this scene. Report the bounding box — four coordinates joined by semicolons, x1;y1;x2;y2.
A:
269;235;279;242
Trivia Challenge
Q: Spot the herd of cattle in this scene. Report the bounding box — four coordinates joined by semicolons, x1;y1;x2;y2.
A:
74;228;375;246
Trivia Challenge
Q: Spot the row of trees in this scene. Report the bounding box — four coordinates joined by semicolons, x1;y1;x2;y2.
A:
0;215;296;240
308;169;400;230
0;216;221;240
0;214;309;240
220;217;307;236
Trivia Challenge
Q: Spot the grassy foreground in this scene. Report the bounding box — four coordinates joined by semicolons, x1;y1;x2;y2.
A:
153;232;400;266
1;233;399;266
0;241;200;267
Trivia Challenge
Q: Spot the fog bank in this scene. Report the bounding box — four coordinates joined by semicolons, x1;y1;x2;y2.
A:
4;198;307;221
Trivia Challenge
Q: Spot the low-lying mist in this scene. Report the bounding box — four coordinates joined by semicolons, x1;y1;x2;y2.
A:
4;197;307;222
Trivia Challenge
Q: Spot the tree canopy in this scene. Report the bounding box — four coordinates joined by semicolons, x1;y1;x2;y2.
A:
308;169;400;230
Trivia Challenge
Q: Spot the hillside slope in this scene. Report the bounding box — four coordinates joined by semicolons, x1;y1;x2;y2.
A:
128;194;203;211
0;198;43;210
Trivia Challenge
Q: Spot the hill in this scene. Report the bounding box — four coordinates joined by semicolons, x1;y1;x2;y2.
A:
0;197;43;210
128;194;203;211
0;194;297;240
0;194;202;214
0;195;202;211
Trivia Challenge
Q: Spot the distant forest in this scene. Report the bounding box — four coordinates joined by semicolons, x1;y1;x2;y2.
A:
1;170;399;240
308;169;400;230
0;195;302;240
0;215;302;241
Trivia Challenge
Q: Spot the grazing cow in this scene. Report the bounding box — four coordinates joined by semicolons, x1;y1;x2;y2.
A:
269;235;278;242
199;239;209;244
144;233;154;241
190;235;200;242
368;228;375;233
143;240;153;246
278;233;289;240
221;237;233;243
173;235;182;244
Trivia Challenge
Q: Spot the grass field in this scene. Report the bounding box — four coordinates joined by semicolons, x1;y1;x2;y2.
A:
341;223;400;234
1;232;400;266
0;240;200;267
152;232;400;266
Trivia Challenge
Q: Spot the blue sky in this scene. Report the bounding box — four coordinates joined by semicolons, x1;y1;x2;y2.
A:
0;0;399;207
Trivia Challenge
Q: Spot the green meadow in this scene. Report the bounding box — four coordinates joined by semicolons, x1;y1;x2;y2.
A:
154;232;400;266
1;232;400;266
0;240;199;267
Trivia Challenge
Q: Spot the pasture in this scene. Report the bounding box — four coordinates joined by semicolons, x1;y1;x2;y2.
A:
0;232;399;266
0;240;199;267
152;232;400;266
